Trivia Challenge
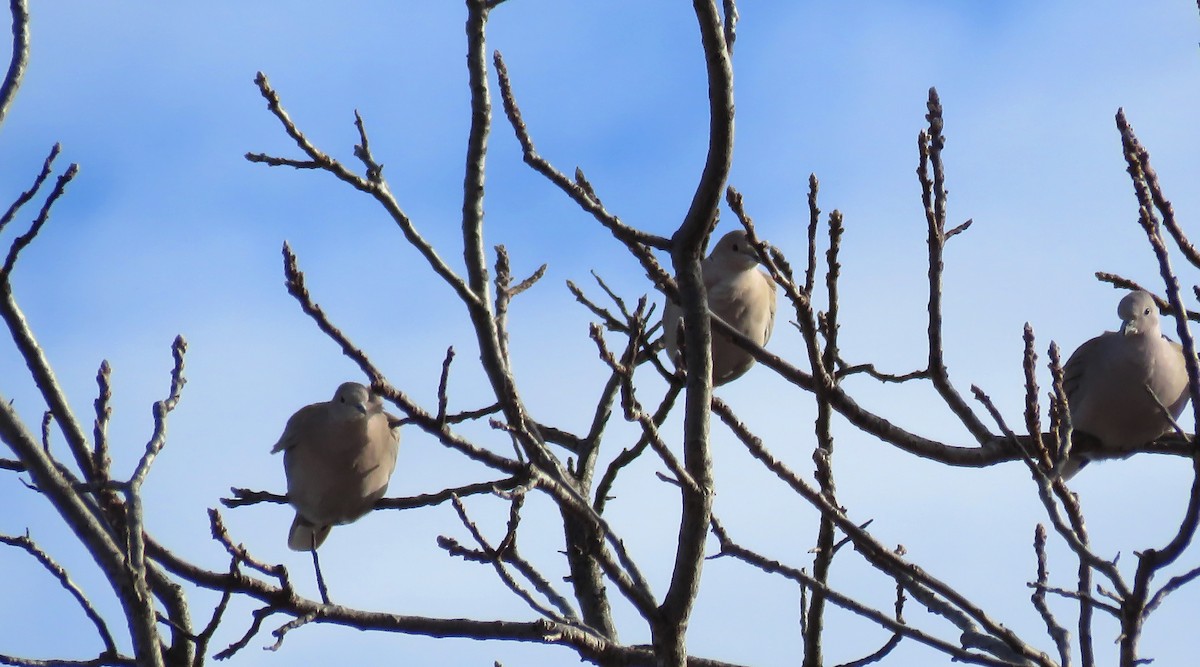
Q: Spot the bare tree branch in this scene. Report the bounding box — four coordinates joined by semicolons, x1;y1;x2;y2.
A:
0;0;29;130
1030;525;1072;666
441;492;581;625
832;569;905;667
0;654;135;667
0;143;58;238
1115;107;1200;667
710;518;1015;667
0;531;121;658
0;397;163;666
150;530;747;667
0;160;101;487
491;52;672;258
6;1;1200;664
248;74;483;311
653;3;735;662
916;88;991;445
713;397;1054;667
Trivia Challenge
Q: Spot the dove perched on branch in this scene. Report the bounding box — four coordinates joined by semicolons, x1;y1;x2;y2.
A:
662;229;778;386
272;382;401;551
1061;290;1190;477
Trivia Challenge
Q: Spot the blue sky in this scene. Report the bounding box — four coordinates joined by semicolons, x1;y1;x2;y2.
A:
1;1;1199;665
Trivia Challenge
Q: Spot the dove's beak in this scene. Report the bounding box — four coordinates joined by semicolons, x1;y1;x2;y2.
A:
1121;320;1139;336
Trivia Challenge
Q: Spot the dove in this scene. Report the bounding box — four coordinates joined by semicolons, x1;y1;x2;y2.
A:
272;382;401;551
662;229;778;385
1061;290;1190;477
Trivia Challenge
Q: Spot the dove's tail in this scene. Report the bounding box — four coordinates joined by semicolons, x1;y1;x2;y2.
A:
288;514;332;551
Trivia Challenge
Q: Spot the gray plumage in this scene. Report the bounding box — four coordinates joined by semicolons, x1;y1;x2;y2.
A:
662;230;778;386
272;382;401;550
1061;290;1190;477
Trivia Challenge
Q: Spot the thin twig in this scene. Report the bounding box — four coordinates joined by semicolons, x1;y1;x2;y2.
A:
589;324;699;496
436;347;455;424
1116;108;1200;667
710;518;1015;667
803;174;820;295
0;0;30;130
916;88;991;445
129;336;187;487
0;143;59;238
212;605;278;661
265;610;322;652
192;569;236;666
594;382;683;514
0;531;119;655
207;509;293;593
713;397;1053;667
1;162;78;279
1030;525;1072;666
444;494;578;624
492;49;672;301
249;73;481;309
1094;272;1200;322
352;109;384;183
92;360;112;483
1144;564;1200;617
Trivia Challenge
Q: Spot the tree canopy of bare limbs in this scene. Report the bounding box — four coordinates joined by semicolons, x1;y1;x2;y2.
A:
2;1;1200;666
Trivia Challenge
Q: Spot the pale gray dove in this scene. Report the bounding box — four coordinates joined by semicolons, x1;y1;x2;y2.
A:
272;382;401;551
1061;290;1190;477
662;229;778;385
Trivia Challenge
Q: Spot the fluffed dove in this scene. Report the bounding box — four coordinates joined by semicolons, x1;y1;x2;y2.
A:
272;382;401;551
662;229;778;386
1061;290;1190;477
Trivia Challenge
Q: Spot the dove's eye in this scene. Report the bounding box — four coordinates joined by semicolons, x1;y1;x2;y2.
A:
1145;307;1152;316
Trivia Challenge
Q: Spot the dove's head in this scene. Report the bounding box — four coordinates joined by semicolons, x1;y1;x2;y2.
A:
1118;290;1161;337
331;382;382;417
707;230;764;273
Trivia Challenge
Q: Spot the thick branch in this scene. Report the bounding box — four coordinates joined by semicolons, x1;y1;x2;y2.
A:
0;399;162;666
0;162;99;485
654;4;735;664
147;534;743;667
